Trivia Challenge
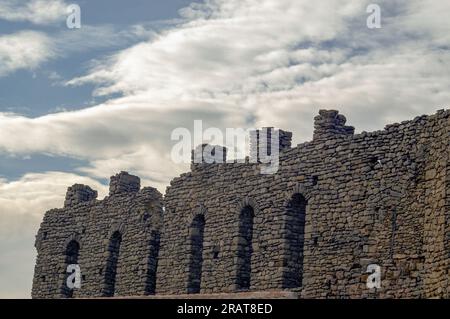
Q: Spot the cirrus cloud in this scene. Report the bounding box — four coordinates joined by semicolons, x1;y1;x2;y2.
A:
0;0;69;25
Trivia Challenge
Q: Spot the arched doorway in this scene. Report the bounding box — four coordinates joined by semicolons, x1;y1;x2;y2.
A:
102;231;122;296
62;240;80;298
144;231;160;295
187;214;205;293
236;205;255;290
283;193;307;288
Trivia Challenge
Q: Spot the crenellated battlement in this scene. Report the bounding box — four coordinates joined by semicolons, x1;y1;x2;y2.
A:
64;184;97;207
191;144;227;167
313;109;355;140
250;127;292;163
109;171;141;196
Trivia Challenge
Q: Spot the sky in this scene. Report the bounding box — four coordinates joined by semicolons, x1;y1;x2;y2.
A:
0;0;449;298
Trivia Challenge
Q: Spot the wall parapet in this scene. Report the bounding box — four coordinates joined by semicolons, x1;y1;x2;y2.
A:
313;109;354;141
64;184;97;207
109;171;140;196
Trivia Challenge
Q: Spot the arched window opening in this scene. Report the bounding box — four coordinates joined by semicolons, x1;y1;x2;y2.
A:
283;193;307;288
187;214;205;294
102;231;122;297
236;205;254;290
144;231;160;295
62;240;80;298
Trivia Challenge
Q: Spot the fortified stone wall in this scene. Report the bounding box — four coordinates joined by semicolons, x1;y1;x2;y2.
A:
157;109;449;298
32;172;163;298
32;109;450;298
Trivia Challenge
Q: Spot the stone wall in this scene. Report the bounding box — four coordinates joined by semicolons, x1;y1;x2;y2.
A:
32;172;163;298
156;109;449;298
32;109;450;298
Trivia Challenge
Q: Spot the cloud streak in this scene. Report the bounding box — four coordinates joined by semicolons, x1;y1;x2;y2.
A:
0;0;69;25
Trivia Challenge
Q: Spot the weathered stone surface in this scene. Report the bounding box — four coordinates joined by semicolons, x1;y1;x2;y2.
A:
32;109;450;299
32;172;163;298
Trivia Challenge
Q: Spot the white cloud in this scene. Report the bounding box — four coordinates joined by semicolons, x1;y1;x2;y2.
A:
0;31;55;76
0;24;154;78
0;98;246;191
0;0;68;25
398;0;450;46
52;24;155;56
65;0;450;127
24;0;450;155
67;0;365;97
0;172;108;220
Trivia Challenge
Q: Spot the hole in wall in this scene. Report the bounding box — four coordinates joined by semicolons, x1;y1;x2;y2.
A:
369;157;379;170
212;245;220;259
313;236;319;246
42;232;48;240
350;263;361;270
312;176;319;186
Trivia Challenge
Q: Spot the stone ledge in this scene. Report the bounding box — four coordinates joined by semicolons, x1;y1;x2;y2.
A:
108;290;299;299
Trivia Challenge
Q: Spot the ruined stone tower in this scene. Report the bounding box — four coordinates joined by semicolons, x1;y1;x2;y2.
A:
32;109;450;298
32;172;163;297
